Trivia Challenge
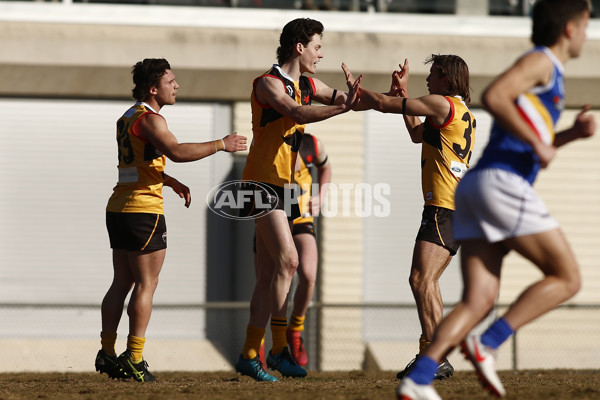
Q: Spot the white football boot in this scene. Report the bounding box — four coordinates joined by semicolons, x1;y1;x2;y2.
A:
396;377;442;400
461;335;506;397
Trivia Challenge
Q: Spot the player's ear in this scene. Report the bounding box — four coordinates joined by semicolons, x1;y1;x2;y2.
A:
443;76;451;92
149;86;158;95
296;42;304;55
564;19;575;39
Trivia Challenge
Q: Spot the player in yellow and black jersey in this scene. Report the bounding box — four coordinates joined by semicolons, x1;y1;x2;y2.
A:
97;58;246;383
236;18;362;382
253;133;331;369
286;133;331;367
347;54;475;380
243;65;315;189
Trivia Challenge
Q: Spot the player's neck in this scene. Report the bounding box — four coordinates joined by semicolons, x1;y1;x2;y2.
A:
280;61;302;82
547;39;571;66
144;98;162;113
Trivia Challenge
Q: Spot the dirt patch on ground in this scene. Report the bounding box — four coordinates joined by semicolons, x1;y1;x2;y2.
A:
0;370;599;400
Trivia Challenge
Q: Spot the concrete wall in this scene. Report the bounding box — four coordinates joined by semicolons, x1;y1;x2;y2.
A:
1;2;600;107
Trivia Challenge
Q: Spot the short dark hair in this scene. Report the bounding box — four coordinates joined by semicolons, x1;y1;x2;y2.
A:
531;0;590;47
425;54;471;106
276;18;324;65
131;58;171;102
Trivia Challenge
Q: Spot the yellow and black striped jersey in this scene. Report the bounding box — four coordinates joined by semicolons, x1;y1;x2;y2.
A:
106;102;166;214
421;96;476;210
242;65;316;188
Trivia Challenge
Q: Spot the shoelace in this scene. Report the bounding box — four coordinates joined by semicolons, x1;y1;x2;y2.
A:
255;360;264;373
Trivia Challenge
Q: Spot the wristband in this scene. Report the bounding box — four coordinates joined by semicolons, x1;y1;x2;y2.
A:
401;97;407;114
329;89;338;105
215;139;225;152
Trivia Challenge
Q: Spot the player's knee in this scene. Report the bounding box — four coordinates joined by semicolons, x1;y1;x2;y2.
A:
562;268;581;299
289;257;299;273
136;279;159;293
298;259;318;282
305;273;317;287
282;252;299;276
464;292;495;317
408;269;426;292
299;270;317;288
480;297;496;317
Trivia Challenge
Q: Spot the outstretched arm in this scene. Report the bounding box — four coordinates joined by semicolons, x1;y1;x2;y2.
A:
344;60;425;142
341;61;412;112
343;63;450;127
137;114;247;163
254;68;361;125
357;85;447;116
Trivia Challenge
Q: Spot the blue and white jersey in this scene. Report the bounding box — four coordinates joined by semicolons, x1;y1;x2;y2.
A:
474;46;564;184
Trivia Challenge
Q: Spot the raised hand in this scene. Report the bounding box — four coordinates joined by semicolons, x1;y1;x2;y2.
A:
390;58;409;97
341;62;356;89
388;70;402;97
344;72;363;110
222;132;248;152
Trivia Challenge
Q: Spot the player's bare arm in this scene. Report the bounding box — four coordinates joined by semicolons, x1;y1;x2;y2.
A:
163;173;191;208
255;72;360;125
482;51;556;167
344;62;450;124
341;62;398;111
358;87;450;122
312;63;366;107
356;58;423;142
311;78;350;106
138;114;247;162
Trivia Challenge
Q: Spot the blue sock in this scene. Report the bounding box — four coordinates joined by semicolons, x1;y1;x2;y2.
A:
406;355;437;385
481;317;514;350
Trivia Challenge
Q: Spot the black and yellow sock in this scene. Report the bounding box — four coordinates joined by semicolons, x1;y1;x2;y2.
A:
419;334;431;355
242;325;265;360
100;331;118;356
288;314;305;332
270;317;288;355
127;334;146;364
